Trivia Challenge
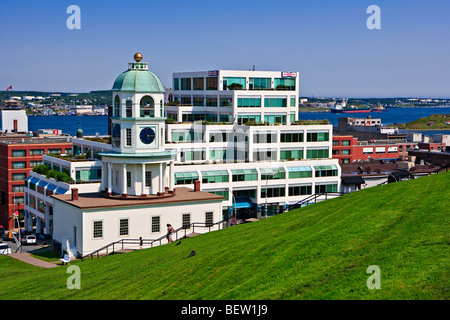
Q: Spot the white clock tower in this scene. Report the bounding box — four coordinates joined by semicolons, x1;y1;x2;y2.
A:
100;53;176;198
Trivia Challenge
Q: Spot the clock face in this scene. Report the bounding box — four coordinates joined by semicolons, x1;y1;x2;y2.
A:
139;127;156;145
112;124;121;147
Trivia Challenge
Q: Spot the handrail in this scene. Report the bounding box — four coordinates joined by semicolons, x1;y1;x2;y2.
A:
81;219;227;261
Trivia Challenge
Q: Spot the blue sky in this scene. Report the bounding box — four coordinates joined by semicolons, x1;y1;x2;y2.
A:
0;0;449;97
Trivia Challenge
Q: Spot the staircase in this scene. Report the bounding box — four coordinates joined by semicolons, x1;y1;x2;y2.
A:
81;220;228;261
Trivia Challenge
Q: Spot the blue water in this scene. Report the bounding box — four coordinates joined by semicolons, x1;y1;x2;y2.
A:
27;107;450;137
299;106;450;136
28;115;109;136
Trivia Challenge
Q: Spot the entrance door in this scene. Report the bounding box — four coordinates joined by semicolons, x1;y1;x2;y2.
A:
13;120;18;133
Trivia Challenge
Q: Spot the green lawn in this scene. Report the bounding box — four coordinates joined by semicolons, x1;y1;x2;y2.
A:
388;113;450;129
1;172;449;300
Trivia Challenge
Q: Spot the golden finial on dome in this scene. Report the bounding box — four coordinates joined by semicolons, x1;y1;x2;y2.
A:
134;52;143;62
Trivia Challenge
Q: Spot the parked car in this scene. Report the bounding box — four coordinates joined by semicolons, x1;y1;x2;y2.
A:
3;231;18;241
21;235;36;245
0;242;11;255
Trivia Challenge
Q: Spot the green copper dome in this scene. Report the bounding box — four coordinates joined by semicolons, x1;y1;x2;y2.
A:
112;55;165;93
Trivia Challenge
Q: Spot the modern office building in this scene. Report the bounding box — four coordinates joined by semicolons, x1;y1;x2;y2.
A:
166;70;299;125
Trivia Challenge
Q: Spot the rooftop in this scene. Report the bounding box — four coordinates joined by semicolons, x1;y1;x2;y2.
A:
52;187;224;210
0;135;71;145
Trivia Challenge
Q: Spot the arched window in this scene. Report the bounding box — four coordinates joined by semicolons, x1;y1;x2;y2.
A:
126;99;133;118
114;95;120;117
140;96;154;117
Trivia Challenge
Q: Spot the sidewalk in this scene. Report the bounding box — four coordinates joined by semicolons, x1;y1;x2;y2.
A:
9;252;60;269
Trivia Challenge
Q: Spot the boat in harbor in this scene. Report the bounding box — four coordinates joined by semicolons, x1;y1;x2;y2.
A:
371;105;388;112
330;99;371;113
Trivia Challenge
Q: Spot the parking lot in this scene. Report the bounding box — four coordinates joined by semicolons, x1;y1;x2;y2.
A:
1;236;50;254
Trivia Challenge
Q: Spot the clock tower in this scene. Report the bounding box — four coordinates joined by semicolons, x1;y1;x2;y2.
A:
100;53;176;198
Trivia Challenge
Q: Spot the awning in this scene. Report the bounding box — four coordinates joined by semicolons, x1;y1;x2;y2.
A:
341;176;365;185
55;187;69;195
30;177;39;185
37;180;48;188
232;197;254;209
46;184;58;192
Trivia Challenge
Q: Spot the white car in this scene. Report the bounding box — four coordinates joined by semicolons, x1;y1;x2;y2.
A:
21;235;36;245
0;242;11;255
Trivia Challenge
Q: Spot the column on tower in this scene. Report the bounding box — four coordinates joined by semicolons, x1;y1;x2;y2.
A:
122;163;127;198
107;162;112;196
141;163;146;198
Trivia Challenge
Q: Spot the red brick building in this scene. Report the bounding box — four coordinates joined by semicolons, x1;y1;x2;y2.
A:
0;136;72;230
332;135;418;164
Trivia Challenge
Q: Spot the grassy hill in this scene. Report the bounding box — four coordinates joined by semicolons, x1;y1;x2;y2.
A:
0;172;449;300
390;113;450;130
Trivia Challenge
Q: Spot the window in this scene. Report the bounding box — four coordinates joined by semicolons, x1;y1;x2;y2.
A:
119;218;129;236
193;77;204;90
152;216;160;233
289;185;312;196
208;190;229;200
93;220;103;238
260;167;285;180
205;212;214;227
261;187;286;198
306;132;329;142
12;185;25;192
249;78;271;90
219;97;232;107
182;213;191;229
193;96;204;106
126;129;132;146
237;114;261;124
253;149;277;161
12;150;26;157
180;78;191;90
264;114;286;124
205;97;218;107
201;170;229;184
264;98;287;107
173;78;180;90
314;165;338;177
280;149;303;160
126;99;133;117
290;97;296;107
145;171;152;187
30;149;44;155
306;148;329;159
237;97;261;108
114;95;120;117
315;184;338;194
13;196;24;205
274;78;296;90
223;77;246;90
341;149;350;156
280;132;303;143
140;96;154;117
231;169;258;182
287;167;312;179
253;132;277;144
127;172;131;188
12;173;26;181
206;77;218;90
342;140;351;146
12;161;26;169
174;172;199;185
48;149;61;155
332;140;339;146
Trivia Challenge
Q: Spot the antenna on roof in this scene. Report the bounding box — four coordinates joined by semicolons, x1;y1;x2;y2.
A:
252;65;255;71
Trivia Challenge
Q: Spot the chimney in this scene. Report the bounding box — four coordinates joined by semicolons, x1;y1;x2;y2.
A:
72;188;79;201
194;180;201;192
